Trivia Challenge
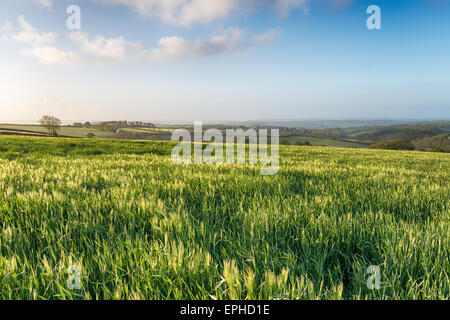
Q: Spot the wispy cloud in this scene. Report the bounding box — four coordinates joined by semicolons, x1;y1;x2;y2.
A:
1;22;13;32
12;15;83;65
13;15;56;46
273;0;309;17
94;0;238;26
70;31;143;63
0;22;12;42
91;1;354;26
20;46;85;65
30;0;53;10
70;27;278;63
92;0;330;26
6;14;278;65
147;27;278;61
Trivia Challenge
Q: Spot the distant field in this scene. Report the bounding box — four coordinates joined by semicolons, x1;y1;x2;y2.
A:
0;125;175;139
339;122;450;142
121;127;173;134
281;135;369;148
0;124;112;138
0;135;448;299
1;124;370;148
119;127;173;140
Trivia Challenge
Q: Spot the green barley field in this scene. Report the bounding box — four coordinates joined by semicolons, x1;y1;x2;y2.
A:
0;135;448;300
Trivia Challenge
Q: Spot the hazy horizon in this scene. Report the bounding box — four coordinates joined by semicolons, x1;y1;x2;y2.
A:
2;117;449;128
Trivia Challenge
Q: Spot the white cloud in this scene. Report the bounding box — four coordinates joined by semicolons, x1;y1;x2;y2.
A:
12;15;83;65
94;0;238;26
13;15;56;46
92;0;338;26
7;13;278;65
175;0;237;26
0;22;12;42
250;28;279;45
190;27;246;56
147;27;278;61
70;32;143;62
328;0;354;8
1;22;13;32
274;0;309;17
31;0;53;10
13;29;55;46
18;15;34;32
68;26;277;63
148;36;188;61
20;46;85;65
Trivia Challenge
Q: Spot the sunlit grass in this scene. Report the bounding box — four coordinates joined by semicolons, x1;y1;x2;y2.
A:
0;136;448;299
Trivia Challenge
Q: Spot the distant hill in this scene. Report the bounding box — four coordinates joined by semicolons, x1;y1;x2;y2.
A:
237;119;449;130
352;127;441;143
414;134;450;152
2;120;449;152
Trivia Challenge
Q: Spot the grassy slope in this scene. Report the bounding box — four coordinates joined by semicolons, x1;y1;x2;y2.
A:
0;136;448;300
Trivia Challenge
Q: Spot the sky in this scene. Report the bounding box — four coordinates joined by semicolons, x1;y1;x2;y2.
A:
0;0;449;123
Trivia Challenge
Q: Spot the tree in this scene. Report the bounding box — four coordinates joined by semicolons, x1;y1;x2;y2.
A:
40;115;62;136
413;134;449;153
369;139;414;151
296;140;312;146
87;132;96;138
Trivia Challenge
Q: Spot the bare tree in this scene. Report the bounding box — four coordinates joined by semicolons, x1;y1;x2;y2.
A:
40;115;62;136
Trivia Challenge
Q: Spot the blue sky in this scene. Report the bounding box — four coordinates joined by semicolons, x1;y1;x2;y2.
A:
0;0;449;123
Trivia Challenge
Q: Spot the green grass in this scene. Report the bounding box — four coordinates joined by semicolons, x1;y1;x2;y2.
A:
0;136;448;300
